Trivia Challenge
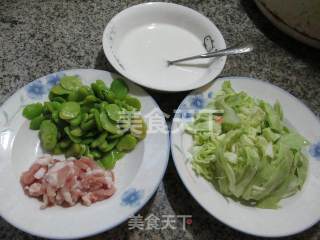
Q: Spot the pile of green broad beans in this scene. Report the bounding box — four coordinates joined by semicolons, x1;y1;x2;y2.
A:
23;76;147;169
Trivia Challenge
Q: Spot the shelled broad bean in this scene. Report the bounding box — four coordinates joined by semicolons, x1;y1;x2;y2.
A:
22;76;147;169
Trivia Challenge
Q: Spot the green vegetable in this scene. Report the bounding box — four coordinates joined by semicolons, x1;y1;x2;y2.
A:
51;96;66;103
59;102;81;120
130;115;147;140
66;143;85;158
50;85;71;95
69;112;82;126
92;109;103;131
100;111;120;134
23;103;43;120
99;150;125;169
29;114;45;130
105;104;121;121
186;81;309;209
124;96;141;110
91;132;108;148
110;79;128;99
77;86;91;99
40;120;58;151
117;134;137;151
91;80;107;99
92;150;102;159
70;127;83;137
67;91;82;101
22;77;146;169
101;139;119;152
60;76;82;91
83;95;100;104
58;139;71;149
102;89;116;102
222;106;240;131
80;119;96;131
64;126;82;143
81;138;94;145
52;145;63;155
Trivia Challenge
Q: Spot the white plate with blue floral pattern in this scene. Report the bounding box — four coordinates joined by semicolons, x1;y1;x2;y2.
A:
0;69;169;239
171;76;320;237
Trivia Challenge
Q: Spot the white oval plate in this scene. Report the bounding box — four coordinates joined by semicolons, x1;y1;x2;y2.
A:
170;77;320;237
103;2;226;92
0;69;169;239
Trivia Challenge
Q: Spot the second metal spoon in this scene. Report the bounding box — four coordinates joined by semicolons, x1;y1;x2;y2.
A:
167;43;254;66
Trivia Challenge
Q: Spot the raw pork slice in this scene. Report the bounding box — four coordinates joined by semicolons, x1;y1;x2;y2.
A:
20;155;116;209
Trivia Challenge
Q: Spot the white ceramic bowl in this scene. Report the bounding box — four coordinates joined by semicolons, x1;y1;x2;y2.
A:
103;2;226;92
0;69;170;239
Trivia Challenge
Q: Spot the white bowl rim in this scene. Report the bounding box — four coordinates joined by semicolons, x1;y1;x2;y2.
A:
102;2;226;92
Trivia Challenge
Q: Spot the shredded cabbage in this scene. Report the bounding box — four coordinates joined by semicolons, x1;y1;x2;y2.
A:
186;81;309;209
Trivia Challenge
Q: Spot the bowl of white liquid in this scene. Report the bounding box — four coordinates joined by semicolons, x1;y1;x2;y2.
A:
103;2;226;92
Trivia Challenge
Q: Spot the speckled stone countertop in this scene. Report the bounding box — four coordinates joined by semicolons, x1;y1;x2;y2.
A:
1;0;320;239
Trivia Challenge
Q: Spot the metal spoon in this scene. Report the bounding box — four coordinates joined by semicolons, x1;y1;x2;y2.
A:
167;43;254;66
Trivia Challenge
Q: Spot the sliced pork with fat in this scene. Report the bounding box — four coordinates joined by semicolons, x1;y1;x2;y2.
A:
20;155;116;208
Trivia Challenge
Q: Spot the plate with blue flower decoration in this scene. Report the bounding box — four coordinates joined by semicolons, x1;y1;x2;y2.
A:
171;76;320;237
0;69;169;239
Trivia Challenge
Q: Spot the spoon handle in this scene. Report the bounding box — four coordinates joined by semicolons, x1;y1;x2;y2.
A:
168;43;254;65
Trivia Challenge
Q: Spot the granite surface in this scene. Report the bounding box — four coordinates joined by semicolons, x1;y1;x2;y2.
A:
0;0;320;239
